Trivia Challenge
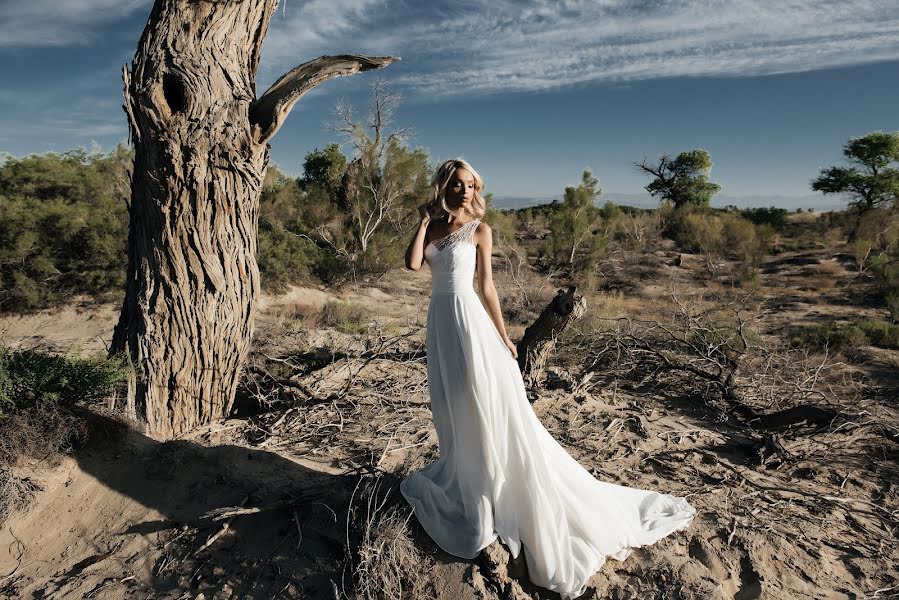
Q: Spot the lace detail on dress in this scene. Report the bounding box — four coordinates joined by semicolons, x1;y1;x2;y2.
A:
429;219;480;252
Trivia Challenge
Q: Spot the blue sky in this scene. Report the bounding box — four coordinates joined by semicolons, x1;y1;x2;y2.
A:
1;0;898;207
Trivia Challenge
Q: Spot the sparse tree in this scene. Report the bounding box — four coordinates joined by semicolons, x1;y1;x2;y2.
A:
327;81;430;266
547;169;602;264
636;149;721;209
111;0;395;439
811;131;899;212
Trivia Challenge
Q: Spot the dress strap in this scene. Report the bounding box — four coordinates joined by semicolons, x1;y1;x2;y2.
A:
461;219;480;244
432;219;480;251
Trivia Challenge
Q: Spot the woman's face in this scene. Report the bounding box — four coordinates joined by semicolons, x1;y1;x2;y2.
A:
444;167;476;213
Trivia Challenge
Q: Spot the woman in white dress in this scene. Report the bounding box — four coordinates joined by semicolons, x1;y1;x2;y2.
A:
400;158;696;599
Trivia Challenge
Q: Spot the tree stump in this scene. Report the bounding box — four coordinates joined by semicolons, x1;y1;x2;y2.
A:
516;286;586;391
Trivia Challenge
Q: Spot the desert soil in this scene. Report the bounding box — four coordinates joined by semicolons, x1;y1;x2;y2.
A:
1;233;898;599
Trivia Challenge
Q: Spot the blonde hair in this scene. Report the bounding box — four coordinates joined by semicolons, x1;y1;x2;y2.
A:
429;158;487;220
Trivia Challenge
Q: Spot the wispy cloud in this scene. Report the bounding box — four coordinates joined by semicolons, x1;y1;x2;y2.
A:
263;0;899;95
0;0;150;47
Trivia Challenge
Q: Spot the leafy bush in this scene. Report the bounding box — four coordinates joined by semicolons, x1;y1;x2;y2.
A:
0;345;128;520
0;347;128;422
0;147;131;310
663;207;770;278
737;207;789;230
664;206;724;255
546;170;602;267
857;319;899;348
790;319;899;352
860;211;899;321
257;221;322;291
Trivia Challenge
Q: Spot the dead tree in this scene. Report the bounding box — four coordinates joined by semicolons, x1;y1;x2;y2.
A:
517;286;586;388
110;0;396;439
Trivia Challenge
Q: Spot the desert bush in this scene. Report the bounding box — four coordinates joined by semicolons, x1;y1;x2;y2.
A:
545;170;605;269
858;319;899;348
790;323;869;353
790;319;899;352
612;209;662;252
347;475;432;600
484;202;519;250
0;347;127;522
0;347;128;422
257;221;322;291
738;206;790;230
664;207;724;255
663;207;770;278
849;239;876;272
317;300;370;334
723;215;758;258
0;146;131;310
868;249;899;322
358;227;407;277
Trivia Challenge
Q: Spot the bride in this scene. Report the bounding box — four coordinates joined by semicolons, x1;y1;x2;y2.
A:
400;158;696;599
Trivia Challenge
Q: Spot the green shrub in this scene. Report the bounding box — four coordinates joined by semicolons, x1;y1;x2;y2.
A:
738;207;789;230
358;228;406;276
856;319;899;348
869;249;899;322
257;221;322;291
0;147;131;311
0;347;128;497
0;347;128;422
664;207;724;255
790;323;866;352
790;319;899;352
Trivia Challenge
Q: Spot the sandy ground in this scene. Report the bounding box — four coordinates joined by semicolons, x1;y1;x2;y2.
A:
1;242;898;599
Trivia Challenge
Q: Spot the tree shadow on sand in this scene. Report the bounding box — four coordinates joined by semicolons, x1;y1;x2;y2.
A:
62;410;361;599
63;410;570;600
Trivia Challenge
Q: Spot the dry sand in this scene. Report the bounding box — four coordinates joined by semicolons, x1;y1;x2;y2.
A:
1;246;898;599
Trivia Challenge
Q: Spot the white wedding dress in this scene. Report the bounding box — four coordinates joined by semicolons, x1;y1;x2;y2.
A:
400;219;696;599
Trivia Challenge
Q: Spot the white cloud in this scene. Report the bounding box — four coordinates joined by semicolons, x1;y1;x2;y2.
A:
0;0;150;47
4;0;895;95
262;0;899;95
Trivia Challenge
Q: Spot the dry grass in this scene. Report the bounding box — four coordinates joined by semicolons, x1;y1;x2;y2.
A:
268;300;320;325
318;300;372;335
347;475;433;600
0;467;40;524
0;404;91;524
813;260;846;277
496;264;560;328
0;403;90;468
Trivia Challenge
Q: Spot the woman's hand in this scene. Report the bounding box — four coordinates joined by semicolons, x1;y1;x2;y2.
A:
417;203;432;225
503;335;518;360
405;204;434;271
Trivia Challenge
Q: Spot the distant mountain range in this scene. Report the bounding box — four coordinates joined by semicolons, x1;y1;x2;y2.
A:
493;192;848;211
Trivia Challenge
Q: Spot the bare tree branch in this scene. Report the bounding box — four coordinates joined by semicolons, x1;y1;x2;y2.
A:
251;54;398;144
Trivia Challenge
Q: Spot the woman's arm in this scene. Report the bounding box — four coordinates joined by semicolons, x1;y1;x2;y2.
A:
405;205;432;270
474;223;518;359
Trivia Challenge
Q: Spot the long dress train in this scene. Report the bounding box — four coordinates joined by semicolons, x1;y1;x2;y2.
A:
400;219;696;599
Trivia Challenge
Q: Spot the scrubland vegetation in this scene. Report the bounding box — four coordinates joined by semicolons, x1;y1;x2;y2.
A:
1;127;898;598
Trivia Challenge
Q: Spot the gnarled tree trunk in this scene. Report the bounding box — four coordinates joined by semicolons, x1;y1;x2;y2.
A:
111;0;394;439
517;286;586;389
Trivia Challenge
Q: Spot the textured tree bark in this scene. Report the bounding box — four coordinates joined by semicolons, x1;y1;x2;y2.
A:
111;0;395;439
517;286;587;390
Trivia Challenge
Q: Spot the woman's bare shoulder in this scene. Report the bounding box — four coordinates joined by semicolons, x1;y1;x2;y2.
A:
474;220;491;237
